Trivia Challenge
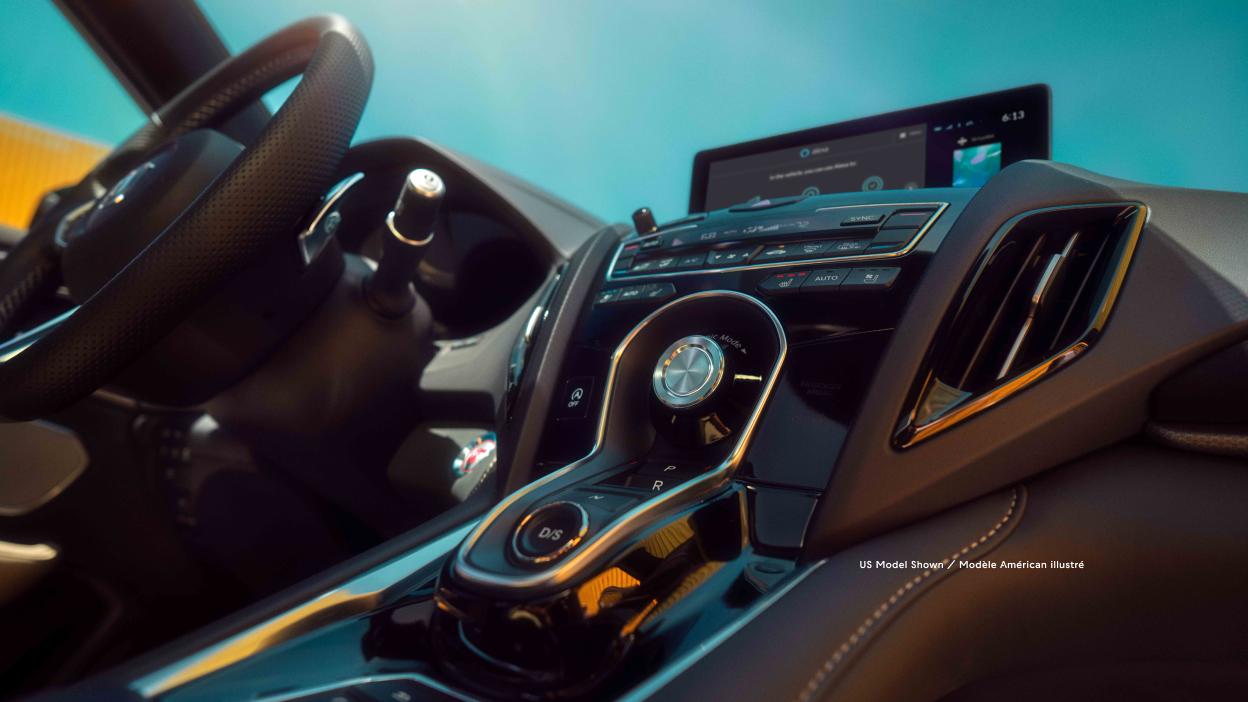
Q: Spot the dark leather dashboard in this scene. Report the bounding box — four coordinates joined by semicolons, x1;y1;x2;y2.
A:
806;160;1248;554
649;442;1248;702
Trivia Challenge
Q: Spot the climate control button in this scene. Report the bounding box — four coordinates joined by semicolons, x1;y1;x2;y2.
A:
513;502;589;563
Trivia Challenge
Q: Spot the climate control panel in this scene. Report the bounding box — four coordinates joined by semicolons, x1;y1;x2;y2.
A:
608;199;948;281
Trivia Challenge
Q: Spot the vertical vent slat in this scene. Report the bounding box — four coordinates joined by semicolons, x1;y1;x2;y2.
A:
897;204;1145;448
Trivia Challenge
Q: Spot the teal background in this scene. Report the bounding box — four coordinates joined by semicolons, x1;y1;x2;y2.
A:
0;1;143;144
2;0;1246;223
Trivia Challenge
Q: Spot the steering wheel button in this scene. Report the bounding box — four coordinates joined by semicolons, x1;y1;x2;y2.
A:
513;502;588;562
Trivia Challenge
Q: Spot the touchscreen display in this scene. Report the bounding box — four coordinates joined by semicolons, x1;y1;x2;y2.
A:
690;84;1049;213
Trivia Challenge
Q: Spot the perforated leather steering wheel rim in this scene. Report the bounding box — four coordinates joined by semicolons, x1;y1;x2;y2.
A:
0;14;373;422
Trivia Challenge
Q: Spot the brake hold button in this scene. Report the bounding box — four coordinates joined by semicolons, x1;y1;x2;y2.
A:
512;502;589;564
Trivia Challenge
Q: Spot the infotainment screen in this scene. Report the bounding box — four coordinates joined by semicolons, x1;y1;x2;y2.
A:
690;84;1050;213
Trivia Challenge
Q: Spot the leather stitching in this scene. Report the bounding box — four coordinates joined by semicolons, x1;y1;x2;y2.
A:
795;488;1019;702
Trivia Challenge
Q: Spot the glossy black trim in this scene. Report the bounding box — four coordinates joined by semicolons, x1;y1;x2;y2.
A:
689;84;1051;213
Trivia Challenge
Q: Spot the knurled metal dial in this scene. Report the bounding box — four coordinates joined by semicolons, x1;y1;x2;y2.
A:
652;335;725;409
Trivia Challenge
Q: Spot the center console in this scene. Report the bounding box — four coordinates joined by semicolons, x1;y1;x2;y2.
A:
131;87;1036;702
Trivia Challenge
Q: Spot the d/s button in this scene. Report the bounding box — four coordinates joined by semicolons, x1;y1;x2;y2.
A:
513;502;588;563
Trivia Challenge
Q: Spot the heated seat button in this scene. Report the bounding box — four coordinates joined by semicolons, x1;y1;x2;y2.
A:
801;268;852;292
555;376;594;419
842;267;901;291
594;289;621;306
757;270;810;295
514;502;588;562
641;283;677;302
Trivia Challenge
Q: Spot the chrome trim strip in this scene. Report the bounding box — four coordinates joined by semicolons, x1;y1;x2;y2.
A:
452;290;787;593
386;210;435;246
0;308;76;363
0;541;58;562
604;202;950;282
896;203;1147;447
248;672;480;702
617;559;826;702
131;520;479;698
53;199;98;248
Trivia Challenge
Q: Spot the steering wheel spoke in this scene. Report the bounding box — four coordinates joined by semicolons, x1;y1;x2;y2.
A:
0;14;373;421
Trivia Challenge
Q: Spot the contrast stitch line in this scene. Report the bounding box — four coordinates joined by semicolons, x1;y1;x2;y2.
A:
795;488;1018;702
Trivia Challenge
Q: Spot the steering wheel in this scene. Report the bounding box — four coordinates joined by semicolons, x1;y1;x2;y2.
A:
0;15;372;422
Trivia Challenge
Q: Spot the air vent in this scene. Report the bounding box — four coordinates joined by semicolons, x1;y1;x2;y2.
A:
896;203;1145;447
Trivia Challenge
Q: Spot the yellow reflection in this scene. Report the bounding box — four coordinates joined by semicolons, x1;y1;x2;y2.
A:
576;567;640;617
0;112;107;229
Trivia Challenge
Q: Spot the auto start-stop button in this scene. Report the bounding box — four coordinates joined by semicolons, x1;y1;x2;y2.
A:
512;502;589;564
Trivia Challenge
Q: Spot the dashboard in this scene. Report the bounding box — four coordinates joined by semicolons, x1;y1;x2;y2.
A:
18;69;1248;702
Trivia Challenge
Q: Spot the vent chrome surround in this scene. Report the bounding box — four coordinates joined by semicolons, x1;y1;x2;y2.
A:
605;202;949;282
452;290;787;594
894;203;1147;448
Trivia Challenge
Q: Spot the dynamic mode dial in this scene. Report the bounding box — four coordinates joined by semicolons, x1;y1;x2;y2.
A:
652;336;725;409
650;331;764;449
